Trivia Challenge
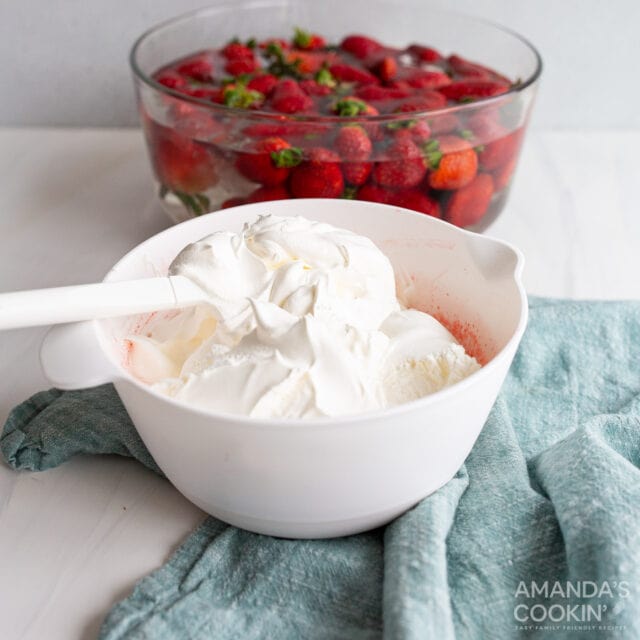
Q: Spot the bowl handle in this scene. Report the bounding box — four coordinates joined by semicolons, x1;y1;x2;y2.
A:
40;321;119;389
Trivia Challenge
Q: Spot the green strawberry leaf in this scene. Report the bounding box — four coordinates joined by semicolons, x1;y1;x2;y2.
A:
334;98;367;116
315;66;336;87
293;27;312;49
271;147;304;168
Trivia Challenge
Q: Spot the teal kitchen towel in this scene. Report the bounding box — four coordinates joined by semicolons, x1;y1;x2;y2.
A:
2;298;640;639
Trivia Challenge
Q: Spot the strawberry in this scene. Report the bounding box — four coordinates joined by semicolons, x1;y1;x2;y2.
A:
247;184;291;202
184;87;224;103
247;73;278;95
355;84;411;102
153;132;218;193
290;147;344;198
221;196;248;209
394;91;447;113
465;115;523;170
426;136;478;190
492;157;518;191
407;44;442;63
390;121;432;145
340;35;385;59
389;189;441;217
341;161;372;186
335;126;372;161
404;70;451;90
285;50;337;74
176;53;214;82
236;137;303;185
447;55;510;84
373;136;426;189
357;184;392;204
480;129;523;170
222;42;255;59
329;64;378;85
269;79;314;113
374;57;398;82
225;57;259;76
155;70;188;90
300;79;334;96
242;121;330;140
446;173;494;227
171;104;226;142
439;80;510;102
293;28;326;51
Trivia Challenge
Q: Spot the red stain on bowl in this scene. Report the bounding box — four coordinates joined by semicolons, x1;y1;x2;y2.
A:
432;312;489;365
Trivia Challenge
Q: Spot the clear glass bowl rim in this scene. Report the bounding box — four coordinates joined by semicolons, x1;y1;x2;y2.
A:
129;0;543;125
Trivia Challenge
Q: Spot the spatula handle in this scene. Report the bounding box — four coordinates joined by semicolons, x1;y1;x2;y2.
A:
0;276;204;330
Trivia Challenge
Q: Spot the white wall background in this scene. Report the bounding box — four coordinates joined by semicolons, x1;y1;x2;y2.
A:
0;0;638;129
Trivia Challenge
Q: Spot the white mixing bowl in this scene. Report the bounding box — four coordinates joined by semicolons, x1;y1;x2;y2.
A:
40;199;527;538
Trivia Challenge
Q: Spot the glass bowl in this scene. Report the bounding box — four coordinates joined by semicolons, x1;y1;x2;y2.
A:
130;1;541;230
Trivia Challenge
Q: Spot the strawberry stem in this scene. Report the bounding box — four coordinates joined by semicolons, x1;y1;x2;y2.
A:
293;27;312;49
334;98;368;116
271;147;303;168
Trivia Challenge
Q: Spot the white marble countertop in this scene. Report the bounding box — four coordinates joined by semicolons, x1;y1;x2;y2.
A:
0;127;639;639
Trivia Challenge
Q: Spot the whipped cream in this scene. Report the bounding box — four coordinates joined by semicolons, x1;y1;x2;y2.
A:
127;215;480;418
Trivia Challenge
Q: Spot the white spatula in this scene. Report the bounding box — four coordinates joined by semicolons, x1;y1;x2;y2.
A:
0;276;207;330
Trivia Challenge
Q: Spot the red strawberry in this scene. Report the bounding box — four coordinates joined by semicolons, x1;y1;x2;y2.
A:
389;189;441;217
404;70;451;90
293;28;326;51
493;157;518;191
290;147;344;198
355;84;411;102
247;184;291;202
242;121;331;140
391;121;432;145
440;80;510;102
335;126;372;161
426;136;478;190
269;79;314;113
225;57;259;76
343;162;373;186
329;64;378;85
357;184;392;204
447;55;510;84
153;132;218;193
184;87;224;103
299;79;334;96
286;50;337;74
446;173;494;227
394;91;447;113
340;35;385;59
171;104;226;142
155;70;188;90
221;196;248;209
374;57;398;82
480;129;523;170
247;74;278;95
176;53;214;82
222;42;254;59
373;136;426;189
407;44;442;63
236;137;303;185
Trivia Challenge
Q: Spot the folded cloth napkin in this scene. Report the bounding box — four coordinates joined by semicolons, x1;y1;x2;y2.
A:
2;298;640;640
